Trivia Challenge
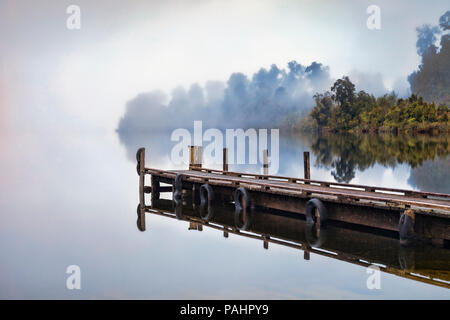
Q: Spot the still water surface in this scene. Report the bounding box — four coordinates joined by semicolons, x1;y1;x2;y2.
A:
0;130;449;299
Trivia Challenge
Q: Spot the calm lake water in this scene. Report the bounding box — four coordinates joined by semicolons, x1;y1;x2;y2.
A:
0;130;449;299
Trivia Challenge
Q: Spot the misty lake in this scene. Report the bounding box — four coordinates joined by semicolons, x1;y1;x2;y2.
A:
1;130;449;299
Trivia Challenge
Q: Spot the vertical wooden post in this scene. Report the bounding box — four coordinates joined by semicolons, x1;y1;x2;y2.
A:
189;146;194;170
138;148;146;229
189;146;202;170
189;222;197;230
263;149;269;177
303;151;310;184
223;147;228;172
304;249;310;260
196;146;202;169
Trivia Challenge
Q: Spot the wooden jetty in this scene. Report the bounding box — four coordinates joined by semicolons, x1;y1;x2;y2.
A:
136;147;450;246
144;198;450;290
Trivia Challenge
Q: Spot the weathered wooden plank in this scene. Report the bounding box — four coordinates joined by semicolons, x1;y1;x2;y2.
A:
303;151;310;183
145;168;450;215
187;167;450;200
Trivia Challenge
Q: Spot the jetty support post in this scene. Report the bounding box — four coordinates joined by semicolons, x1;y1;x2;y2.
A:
263;149;269;177
138;148;146;229
189;145;202;204
223;147;228;172
304;151;310;184
189;145;203;170
304;247;310;260
263;236;269;249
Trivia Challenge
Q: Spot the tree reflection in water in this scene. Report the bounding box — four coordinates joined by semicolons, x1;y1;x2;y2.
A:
307;133;449;184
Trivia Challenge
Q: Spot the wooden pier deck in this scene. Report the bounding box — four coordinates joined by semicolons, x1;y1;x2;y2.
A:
146;167;450;215
136;147;450;245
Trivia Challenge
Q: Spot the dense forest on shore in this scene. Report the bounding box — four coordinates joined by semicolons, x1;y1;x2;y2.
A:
295;76;449;134
292;12;450;134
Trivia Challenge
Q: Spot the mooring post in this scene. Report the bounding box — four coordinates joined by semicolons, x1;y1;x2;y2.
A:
189;145;202;170
189;146;194;170
263;149;269;177
304;248;310;260
263;237;269;249
188;222;197;230
223;147;228;172
303;151;310;184
138;148;146;230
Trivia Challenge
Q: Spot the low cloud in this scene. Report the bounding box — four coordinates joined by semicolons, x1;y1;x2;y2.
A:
117;61;333;132
408;11;450;105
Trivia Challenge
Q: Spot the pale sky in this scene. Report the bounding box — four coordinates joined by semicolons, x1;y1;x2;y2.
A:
1;0;449;133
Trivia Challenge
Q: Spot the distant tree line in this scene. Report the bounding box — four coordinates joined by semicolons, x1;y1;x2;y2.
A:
298;76;449;134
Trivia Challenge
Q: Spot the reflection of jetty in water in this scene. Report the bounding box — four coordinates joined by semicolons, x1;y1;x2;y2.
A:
142;198;450;290
303;133;450;184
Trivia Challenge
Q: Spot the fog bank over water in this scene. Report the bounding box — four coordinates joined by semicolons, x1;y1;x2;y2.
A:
408;11;450;105
117;61;333;132
117;61;413;133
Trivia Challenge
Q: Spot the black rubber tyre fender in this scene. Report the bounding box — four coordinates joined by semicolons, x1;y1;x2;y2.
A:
200;184;214;206
136;147;144;175
305;198;328;227
174;200;183;220
399;210;415;246
199;184;215;221
174;174;183;192
136;204;145;232
136;147;145;162
398;246;414;270
200;203;215;221
136;203;141;216
305;222;327;248
234;187;251;212
136;216;145;232
234;187;252;230
173;174;183;202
